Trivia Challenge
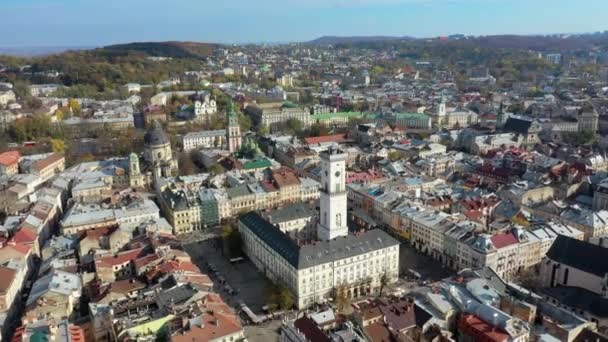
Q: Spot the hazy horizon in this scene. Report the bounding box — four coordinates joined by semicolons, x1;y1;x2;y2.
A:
1;0;608;48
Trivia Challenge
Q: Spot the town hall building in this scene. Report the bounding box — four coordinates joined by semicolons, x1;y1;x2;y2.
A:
239;147;400;308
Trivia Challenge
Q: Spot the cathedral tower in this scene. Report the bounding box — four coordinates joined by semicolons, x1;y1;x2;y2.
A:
226;101;242;153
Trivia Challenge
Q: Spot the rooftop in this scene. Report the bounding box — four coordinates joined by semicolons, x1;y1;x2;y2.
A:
239;212;399;269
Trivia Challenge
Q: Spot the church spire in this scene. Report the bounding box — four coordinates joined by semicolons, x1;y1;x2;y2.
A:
226;100;242;153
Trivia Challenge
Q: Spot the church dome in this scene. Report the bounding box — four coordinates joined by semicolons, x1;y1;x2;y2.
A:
144;121;170;146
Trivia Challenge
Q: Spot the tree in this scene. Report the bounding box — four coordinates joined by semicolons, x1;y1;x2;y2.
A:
562;130;598;146
209;163;224;176
221;224;243;258
388;150;405;161
285;118;303;135
257;124;269;136
238;113;252;132
50;138;66;153
177;151;197;176
12;80;31;99
378;272;389;297
333;284;351;313
68;98;81;116
269;285;294;311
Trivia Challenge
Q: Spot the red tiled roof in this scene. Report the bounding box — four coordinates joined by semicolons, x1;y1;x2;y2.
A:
364;322;392;342
110;278;146;294
134;253;162;270
32;152;64;171
95;247;145;268
6;243;32;255
304;134;348;145
272;167;300;188
346;169;385;184
458;314;509;342
11;228;37;244
158;259;201;274
294;316;331;342
0;151;20;166
172;306;243;342
490;232;518;249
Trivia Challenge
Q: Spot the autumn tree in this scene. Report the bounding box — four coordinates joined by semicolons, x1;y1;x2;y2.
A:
50;138;66;153
68;98;81;116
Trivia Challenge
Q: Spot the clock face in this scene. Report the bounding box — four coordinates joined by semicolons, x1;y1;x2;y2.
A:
335;171;341;177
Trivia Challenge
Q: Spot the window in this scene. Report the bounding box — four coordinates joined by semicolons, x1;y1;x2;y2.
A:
336;213;342;226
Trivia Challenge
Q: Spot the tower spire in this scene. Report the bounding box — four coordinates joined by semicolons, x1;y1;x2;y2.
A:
226;100;242;153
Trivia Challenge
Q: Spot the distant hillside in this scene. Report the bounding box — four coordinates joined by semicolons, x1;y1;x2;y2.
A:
467;33;608;51
308;36;414;45
309;33;608;51
101;41;220;58
0;46;94;57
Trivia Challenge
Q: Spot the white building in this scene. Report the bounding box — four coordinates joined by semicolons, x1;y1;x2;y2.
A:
240;213;400;308
0;90;16;108
182;130;226;151
194;93;217;121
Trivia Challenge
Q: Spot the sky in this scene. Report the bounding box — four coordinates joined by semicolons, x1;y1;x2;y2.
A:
1;0;607;47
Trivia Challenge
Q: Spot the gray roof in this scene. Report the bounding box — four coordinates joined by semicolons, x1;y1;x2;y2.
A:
144;122;169;146
266;203;316;224
240;212;399;269
226;184;252;199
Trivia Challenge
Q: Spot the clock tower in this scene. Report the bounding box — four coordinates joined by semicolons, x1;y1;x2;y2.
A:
317;146;348;241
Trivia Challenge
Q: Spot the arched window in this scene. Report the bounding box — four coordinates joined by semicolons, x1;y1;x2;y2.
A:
323;212;327;225
157;151;162;159
336;213;342;226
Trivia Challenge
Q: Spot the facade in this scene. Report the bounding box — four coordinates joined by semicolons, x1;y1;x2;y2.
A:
578;111;599;132
0;150;20;176
20;153;66;182
193;93;217;122
182;130;226;151
239;213;400;309
246;104;311;130
394;112;432;130
539;235;608;327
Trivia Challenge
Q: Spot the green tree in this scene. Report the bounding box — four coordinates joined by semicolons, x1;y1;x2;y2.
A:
12;80;31;99
222;224;243;258
285;118;303;135
238;113;252;132
270;285;294;311
378;272;389;297
388;150;405;161
209;163;224;176
257;124;269;136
